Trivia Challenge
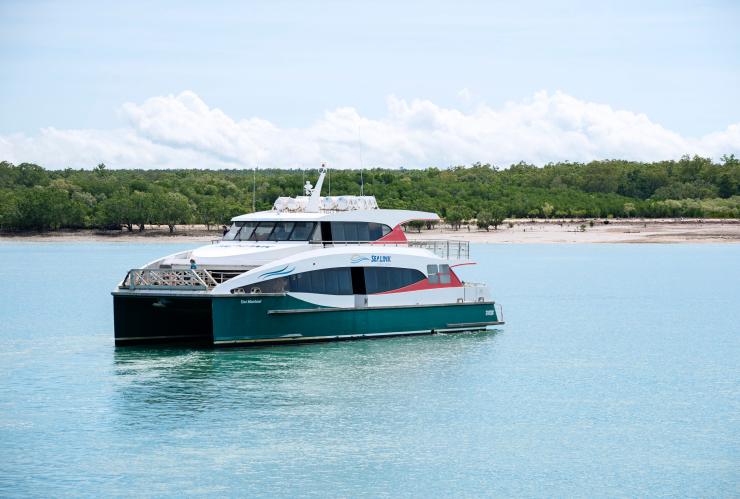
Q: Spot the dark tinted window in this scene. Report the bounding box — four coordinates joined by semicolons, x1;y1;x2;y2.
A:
247;277;287;293
364;267;425;294
223;222;243;241
236;221;258;241
251;222;275;241
269;222;295;241
289;268;353;294
329;222;392;242
289;222;317;241
249;268;353;295
247;267;422;295
369;222;390;240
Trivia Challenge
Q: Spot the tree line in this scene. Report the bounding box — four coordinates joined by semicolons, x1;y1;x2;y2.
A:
1;155;739;232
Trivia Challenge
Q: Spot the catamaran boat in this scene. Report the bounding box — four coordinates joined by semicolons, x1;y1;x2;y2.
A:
112;168;504;346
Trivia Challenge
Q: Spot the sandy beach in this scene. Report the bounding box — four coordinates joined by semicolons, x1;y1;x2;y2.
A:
410;219;740;244
2;219;739;244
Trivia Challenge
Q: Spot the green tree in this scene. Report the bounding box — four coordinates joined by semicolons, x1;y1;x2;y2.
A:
0;190;18;230
542;202;554;218
623;202;636;218
406;220;425;233
131;191;154;231
153;192;192;233
96;191;134;231
195;195;230;230
445;207;464;230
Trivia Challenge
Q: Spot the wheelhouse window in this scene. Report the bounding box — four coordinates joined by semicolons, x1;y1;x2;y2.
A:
252;222;276;241
222;222;243;241
236;221;258;241
289;222;318;241
269;222;295;241
225;221;318;242
426;264;451;284
324;222;391;242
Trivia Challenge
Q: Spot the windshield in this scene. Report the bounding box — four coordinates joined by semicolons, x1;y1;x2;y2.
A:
236;221;258;241
222;221;318;242
222;222;243;241
269;222;295;241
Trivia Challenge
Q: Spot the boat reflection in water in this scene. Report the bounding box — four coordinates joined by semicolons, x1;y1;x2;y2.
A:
110;330;502;425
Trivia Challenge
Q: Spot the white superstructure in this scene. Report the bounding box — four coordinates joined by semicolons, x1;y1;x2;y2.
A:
120;167;486;308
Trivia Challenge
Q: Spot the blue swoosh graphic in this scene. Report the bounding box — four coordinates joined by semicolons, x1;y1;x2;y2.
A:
350;256;370;264
259;265;296;279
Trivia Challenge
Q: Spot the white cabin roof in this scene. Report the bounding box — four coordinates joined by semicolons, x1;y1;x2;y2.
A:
231;209;439;227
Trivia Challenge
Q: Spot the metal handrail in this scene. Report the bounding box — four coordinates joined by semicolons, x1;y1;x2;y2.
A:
211;238;469;259
123;268;219;290
308;239;470;260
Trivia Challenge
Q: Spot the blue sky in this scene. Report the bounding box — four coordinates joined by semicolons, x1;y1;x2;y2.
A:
0;0;738;168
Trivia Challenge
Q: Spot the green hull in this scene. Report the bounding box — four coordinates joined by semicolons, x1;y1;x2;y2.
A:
113;293;502;346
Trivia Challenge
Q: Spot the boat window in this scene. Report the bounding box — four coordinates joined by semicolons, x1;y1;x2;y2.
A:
249;277;287;294
427;264;451;285
251;222;276;241
236;221;258;241
331;222;347;241
439;264;451;284
286;268;353;295
289;222;317;241
364;267;426;294
222;222;243;241
246;268;353;295
369;223;390;240
269;222;295;241
328;222;392;242
245;266;423;295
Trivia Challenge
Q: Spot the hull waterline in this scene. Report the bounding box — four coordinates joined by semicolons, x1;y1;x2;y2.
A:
113;293;503;347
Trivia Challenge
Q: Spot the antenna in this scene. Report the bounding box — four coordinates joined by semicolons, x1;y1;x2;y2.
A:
358;125;365;196
252;166;256;212
305;164;327;213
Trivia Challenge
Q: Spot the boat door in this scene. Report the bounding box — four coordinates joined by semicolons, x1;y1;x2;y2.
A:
351;267;368;308
350;266;369;332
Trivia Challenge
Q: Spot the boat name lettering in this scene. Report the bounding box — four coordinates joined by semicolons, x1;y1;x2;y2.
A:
241;299;262;304
371;255;391;263
485;309;495;316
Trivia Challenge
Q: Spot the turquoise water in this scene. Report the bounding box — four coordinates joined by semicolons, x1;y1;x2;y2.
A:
0;242;738;497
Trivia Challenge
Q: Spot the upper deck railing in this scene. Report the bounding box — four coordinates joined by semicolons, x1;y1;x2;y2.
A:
212;238;469;260
309;239;470;260
408;240;469;260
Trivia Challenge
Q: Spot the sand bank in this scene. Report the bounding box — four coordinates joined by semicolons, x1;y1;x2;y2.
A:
409;219;740;244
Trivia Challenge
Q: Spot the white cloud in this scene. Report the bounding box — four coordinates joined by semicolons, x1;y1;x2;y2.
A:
0;90;738;169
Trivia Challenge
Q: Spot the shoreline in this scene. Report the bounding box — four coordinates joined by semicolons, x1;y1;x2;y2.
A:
2;219;739;244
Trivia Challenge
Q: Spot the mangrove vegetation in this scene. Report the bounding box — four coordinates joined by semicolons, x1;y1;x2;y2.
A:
1;155;739;232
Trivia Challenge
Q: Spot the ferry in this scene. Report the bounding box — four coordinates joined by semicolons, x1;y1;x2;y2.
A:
112;168;504;346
